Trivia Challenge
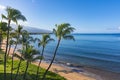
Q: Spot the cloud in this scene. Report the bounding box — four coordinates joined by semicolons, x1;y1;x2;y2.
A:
18;21;29;26
0;5;6;11
106;26;120;31
118;26;120;30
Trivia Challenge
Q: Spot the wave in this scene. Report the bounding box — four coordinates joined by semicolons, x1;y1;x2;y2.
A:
58;53;120;63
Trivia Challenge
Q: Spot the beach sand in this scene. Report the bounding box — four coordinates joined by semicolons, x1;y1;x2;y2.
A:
1;40;96;80
1;40;120;80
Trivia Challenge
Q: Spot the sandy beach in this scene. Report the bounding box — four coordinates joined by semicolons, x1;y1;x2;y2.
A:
1;40;120;80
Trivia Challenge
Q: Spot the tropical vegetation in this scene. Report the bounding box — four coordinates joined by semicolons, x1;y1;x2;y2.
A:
0;6;75;80
0;51;66;80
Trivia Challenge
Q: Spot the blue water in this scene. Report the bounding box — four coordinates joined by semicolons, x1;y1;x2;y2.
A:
32;34;120;73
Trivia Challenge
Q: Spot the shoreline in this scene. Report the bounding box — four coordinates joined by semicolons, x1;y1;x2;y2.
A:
1;40;120;80
37;60;120;80
1;40;96;80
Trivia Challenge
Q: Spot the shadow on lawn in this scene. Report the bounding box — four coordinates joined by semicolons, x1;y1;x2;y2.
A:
0;72;66;80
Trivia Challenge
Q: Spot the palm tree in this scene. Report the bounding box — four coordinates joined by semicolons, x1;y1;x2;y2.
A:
14;31;36;80
42;23;75;80
10;25;23;80
15;44;41;80
1;7;26;80
14;30;28;80
36;34;54;80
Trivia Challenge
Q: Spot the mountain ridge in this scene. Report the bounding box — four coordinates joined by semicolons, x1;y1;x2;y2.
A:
11;24;52;34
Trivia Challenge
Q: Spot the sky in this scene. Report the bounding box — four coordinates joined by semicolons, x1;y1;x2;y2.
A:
0;0;120;33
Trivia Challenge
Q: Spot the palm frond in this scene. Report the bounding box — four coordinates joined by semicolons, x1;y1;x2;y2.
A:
35;38;40;42
53;29;57;36
9;39;16;45
13;53;24;60
1;14;8;20
0;22;8;32
39;34;54;47
6;6;27;22
12;18;18;24
46;38;54;44
15;14;27;21
32;49;40;55
54;23;75;40
62;27;75;36
63;35;75;41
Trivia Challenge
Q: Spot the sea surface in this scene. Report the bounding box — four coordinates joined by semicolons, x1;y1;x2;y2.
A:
31;33;120;73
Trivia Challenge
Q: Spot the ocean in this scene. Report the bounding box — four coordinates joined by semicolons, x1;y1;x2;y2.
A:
32;34;120;73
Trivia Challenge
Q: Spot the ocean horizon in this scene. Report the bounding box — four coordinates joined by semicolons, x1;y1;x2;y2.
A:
31;33;120;73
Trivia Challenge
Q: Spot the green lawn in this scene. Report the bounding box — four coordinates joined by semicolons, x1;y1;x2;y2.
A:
0;51;66;80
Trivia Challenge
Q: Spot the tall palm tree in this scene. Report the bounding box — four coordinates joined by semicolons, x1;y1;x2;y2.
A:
14;31;36;80
42;23;75;80
14;30;28;80
36;34;54;80
15;44;41;80
10;25;23;80
1;7;26;80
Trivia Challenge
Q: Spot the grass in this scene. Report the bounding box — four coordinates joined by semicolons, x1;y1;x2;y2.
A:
0;51;66;80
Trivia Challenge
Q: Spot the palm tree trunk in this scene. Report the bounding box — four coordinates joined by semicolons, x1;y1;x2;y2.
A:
7;44;11;58
23;61;29;80
0;21;2;50
11;43;17;80
0;35;3;50
14;41;24;80
0;32;2;49
14;58;22;80
36;46;44;80
42;39;61;80
4;19;11;80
